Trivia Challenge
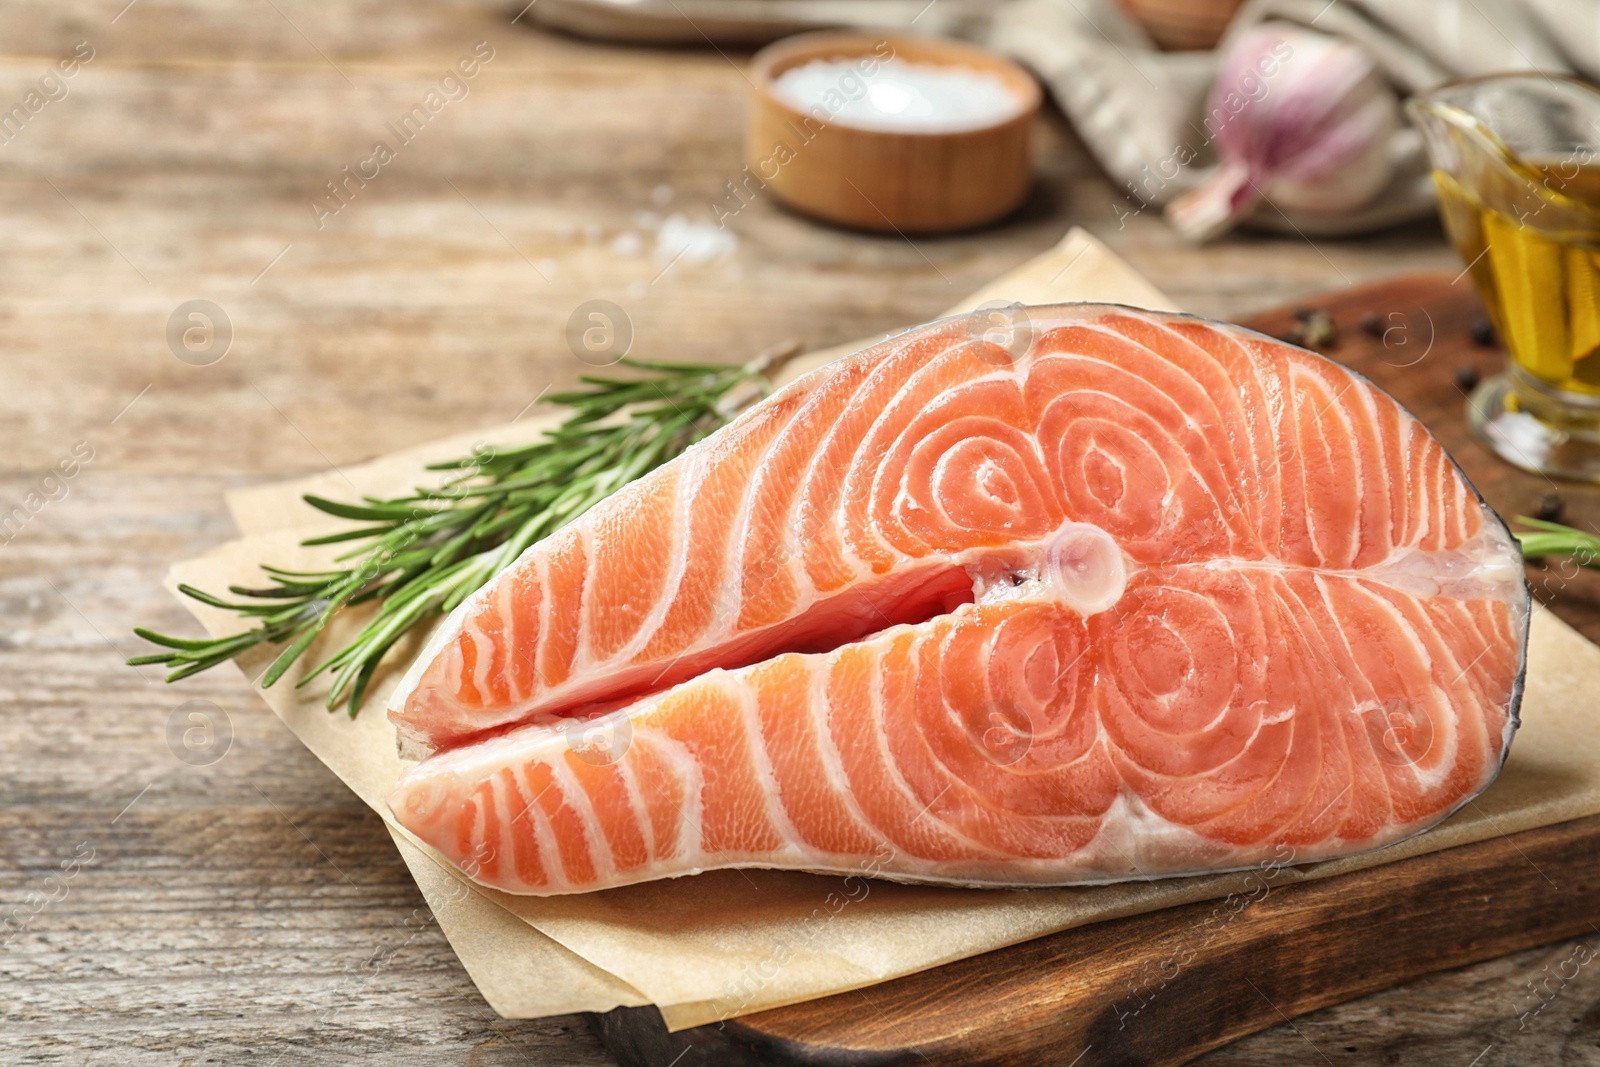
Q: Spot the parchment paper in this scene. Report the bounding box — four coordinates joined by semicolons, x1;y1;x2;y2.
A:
173;229;1600;1028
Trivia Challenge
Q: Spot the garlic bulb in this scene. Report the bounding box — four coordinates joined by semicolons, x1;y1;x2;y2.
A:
1166;24;1399;243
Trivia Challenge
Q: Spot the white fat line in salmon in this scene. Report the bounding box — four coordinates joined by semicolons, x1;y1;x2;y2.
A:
415;526;1519;760
735;683;806;851
804;648;879;833
862;643;993;858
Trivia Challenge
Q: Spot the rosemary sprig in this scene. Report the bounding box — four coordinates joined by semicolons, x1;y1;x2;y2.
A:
1514;516;1600;569
130;356;776;715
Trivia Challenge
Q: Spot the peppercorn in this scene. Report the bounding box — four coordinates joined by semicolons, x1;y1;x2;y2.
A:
1470;316;1496;347
1534;493;1565;523
1455;364;1482;392
1360;311;1383;338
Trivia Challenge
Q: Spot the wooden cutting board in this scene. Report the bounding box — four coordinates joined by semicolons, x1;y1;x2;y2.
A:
591;273;1600;1067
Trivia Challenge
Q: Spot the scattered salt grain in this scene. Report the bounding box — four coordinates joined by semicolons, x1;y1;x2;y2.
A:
654;213;737;265
771;58;1024;133
609;231;642;256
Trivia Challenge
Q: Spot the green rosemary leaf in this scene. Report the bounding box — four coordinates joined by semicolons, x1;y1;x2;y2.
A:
300;525;413;547
1515;516;1600;569
302;495;431;522
256;564;355;582
130;626;225;652
174;584;283;613
128;356;769;715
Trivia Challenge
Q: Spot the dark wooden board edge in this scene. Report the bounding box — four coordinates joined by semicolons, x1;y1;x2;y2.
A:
596;813;1600;1067
591;273;1600;1066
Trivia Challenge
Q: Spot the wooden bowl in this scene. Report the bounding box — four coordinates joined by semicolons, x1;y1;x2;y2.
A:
744;32;1041;235
1117;0;1243;51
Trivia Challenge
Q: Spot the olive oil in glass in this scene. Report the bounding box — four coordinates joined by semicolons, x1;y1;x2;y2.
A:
1411;75;1600;480
1435;164;1600;393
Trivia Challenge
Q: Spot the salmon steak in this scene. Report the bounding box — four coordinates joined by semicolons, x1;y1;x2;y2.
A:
386;304;1528;895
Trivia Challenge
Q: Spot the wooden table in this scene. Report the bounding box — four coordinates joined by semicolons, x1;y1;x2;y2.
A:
3;3;1592;1063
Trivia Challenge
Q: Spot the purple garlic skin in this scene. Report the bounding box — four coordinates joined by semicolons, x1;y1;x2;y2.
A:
1167;24;1399;243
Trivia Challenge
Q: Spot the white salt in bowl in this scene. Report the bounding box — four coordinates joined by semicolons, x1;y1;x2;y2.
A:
745;32;1041;234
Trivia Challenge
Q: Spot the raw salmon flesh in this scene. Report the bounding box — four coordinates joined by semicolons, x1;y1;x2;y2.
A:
386;304;1528;895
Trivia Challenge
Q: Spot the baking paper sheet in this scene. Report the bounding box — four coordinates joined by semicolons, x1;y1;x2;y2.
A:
171;229;1600;1027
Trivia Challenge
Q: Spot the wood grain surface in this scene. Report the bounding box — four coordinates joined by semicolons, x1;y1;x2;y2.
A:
3;3;1597;1065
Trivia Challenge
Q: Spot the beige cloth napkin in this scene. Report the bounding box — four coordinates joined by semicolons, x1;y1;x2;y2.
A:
528;0;1600;236
173;230;1600;1029
1001;0;1600;235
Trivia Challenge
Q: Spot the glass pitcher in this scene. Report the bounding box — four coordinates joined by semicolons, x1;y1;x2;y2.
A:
1409;74;1600;481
